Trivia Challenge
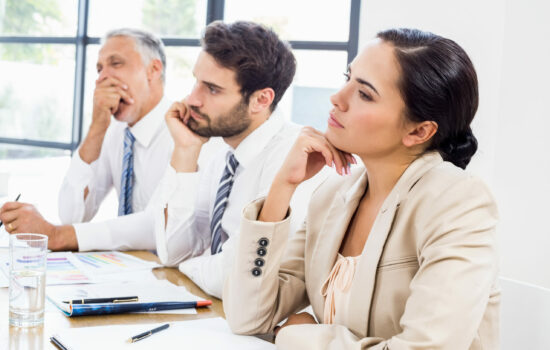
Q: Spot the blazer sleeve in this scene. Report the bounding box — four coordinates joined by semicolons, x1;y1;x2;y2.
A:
277;176;499;349
223;197;310;335
276;324;386;349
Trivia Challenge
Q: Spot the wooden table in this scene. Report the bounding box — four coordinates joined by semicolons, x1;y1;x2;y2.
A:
0;251;225;349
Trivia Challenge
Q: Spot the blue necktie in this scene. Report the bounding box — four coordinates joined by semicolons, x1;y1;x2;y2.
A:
118;127;136;216
210;152;239;254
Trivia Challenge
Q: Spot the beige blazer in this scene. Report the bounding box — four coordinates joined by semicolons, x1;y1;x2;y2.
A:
224;152;499;349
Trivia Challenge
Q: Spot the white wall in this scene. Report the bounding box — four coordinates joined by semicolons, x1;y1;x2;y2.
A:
358;0;506;185
359;0;550;288
493;0;550;288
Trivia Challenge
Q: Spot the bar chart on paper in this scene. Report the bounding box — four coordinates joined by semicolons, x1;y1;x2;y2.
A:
0;251;92;286
1;251;160;287
47;253;93;285
74;251;160;274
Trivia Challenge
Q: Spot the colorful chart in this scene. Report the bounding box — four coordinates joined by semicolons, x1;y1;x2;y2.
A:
75;253;127;268
3;251;159;286
46;253;93;285
74;251;159;274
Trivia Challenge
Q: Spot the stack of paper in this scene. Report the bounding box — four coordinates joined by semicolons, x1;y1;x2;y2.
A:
50;317;275;349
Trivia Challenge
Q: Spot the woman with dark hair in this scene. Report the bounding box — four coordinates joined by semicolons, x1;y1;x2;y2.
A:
224;28;499;349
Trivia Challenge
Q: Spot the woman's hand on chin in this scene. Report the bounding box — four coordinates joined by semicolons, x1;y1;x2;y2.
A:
277;127;356;188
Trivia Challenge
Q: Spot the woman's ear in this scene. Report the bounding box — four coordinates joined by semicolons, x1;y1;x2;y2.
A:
402;121;438;147
249;88;275;114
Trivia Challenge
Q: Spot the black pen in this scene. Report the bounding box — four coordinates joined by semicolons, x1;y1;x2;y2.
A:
128;323;170;343
0;193;21;229
62;296;139;304
50;336;68;350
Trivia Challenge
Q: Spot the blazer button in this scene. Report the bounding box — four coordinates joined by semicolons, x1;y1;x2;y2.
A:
252;267;262;277
258;237;269;247
254;258;265;267
257;247;267;257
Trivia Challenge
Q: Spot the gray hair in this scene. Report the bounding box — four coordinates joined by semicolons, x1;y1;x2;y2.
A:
103;28;166;84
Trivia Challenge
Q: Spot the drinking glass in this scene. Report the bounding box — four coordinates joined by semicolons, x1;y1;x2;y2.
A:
9;233;48;327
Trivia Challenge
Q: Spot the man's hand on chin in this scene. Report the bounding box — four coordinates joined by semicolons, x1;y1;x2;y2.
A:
165;100;208;173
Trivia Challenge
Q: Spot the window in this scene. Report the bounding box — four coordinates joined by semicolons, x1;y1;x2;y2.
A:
87;0;207;38
0;43;75;143
0;0;360;158
224;0;360;131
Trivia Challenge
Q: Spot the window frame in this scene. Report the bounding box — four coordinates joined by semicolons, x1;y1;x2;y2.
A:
0;0;360;152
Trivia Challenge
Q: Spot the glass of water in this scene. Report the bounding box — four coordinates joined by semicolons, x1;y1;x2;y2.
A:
9;233;48;327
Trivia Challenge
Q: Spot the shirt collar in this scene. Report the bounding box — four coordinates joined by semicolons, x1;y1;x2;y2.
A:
128;96;171;148
231;108;286;169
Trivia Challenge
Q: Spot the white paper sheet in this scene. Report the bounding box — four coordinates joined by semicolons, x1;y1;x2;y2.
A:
1;251;162;286
0;227;9;248
46;252;95;285
0;249;7;287
74;251;160;275
51;317;275;349
0;249;94;286
0;265;8;287
91;269;159;284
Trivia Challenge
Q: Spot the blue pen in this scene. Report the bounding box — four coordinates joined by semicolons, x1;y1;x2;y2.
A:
129;323;170;343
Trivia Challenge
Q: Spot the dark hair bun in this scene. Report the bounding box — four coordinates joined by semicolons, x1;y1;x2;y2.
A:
440;128;478;169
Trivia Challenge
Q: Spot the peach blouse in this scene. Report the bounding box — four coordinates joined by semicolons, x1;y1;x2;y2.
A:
321;253;361;324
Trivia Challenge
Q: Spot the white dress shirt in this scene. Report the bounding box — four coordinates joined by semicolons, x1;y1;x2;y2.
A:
154;110;327;298
57;98;174;251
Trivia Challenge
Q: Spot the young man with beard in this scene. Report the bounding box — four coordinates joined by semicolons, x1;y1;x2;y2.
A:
154;21;323;298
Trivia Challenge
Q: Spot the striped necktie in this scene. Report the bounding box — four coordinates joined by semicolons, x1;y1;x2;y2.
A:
118;127;136;216
210;152;239;254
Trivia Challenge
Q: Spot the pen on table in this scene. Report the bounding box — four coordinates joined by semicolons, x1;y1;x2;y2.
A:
0;193;21;229
62;296;139;304
50;335;68;350
128;323;170;343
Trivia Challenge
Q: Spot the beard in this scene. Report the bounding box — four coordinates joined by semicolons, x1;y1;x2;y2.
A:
186;98;251;138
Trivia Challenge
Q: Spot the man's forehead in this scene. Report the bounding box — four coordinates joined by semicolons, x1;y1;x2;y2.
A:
98;36;136;59
193;51;238;88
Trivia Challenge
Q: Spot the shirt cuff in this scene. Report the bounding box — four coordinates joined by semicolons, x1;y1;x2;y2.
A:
65;150;94;189
74;221;111;251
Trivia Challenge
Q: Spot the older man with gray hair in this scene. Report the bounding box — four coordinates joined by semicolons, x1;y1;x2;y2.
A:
0;28;205;251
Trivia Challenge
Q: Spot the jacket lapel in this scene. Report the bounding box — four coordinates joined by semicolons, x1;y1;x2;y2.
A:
309;171;368;317
346;190;400;336
346;152;444;336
